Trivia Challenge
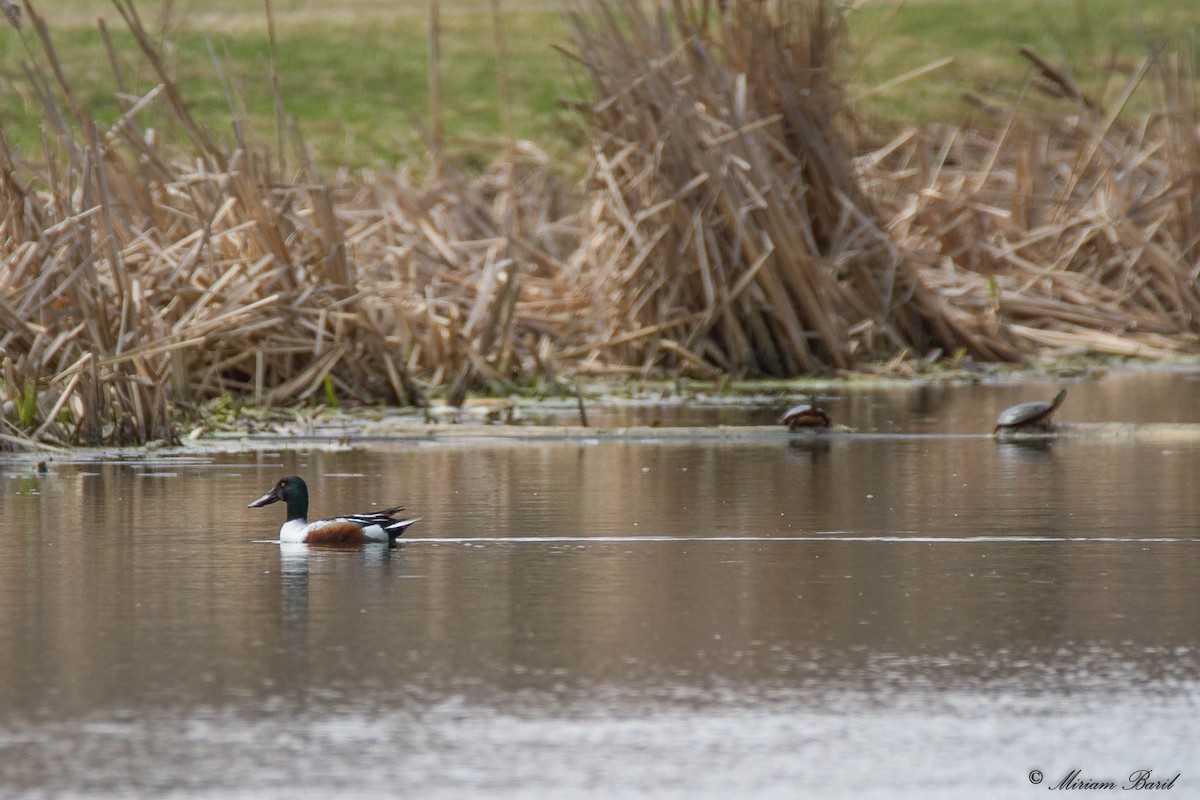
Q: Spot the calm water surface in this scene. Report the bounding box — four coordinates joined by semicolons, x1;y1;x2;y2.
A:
3;371;1200;798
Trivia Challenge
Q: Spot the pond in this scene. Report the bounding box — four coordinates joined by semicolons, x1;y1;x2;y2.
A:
2;368;1199;798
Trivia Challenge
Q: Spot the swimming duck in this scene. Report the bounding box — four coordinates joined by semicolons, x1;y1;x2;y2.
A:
248;475;419;544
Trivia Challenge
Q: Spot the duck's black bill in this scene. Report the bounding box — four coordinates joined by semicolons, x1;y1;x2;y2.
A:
248;487;281;508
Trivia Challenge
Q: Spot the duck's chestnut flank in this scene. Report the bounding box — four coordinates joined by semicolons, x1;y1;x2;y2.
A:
301;520;382;546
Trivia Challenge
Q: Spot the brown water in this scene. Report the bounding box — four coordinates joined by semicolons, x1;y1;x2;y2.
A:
2;369;1200;798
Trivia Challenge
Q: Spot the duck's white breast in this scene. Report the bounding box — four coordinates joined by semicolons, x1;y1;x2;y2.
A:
279;519;310;543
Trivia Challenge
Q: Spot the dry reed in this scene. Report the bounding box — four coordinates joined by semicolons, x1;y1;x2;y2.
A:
564;0;1014;374
867;45;1200;360
2;0;1199;447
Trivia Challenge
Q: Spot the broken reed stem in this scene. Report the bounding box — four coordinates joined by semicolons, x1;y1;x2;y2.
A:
264;0;287;176
445;0;523;405
427;0;444;175
491;0;515;166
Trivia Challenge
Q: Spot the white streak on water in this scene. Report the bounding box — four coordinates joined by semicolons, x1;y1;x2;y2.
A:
402;534;1200;544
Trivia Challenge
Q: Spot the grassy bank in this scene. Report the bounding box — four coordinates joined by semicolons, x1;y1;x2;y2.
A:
0;1;1193;167
848;0;1196;128
0;2;577;169
1;0;1198;448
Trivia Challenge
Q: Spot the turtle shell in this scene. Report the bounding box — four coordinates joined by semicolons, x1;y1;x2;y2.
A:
780;404;832;430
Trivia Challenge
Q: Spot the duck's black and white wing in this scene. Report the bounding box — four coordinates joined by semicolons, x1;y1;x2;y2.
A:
339;506;420;541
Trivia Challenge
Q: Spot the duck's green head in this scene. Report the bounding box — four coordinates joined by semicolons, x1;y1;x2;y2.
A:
248;475;310;521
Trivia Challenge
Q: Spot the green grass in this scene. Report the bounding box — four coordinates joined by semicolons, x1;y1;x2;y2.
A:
0;3;578;170
847;0;1198;130
0;0;1194;170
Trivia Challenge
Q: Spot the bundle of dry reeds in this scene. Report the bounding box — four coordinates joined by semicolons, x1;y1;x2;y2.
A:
565;0;1200;371
861;45;1200;359
0;1;574;447
3;0;1200;448
563;0;1014;375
